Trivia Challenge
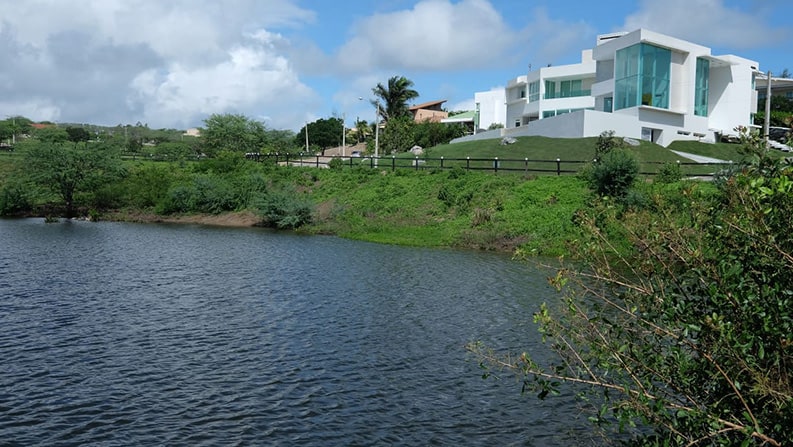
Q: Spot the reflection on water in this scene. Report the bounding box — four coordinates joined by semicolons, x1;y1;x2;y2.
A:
0;218;592;446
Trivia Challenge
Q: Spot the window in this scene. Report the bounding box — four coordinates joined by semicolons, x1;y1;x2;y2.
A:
560;79;583;97
519;89;526;99
544;80;555;99
787;92;793;99
604;97;613;112
542;110;556;118
694;58;709;116
614;43;671;110
514;120;521;127
528;81;540;102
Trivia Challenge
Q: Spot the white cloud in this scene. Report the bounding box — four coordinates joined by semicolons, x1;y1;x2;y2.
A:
336;0;517;72
0;0;318;128
622;0;788;50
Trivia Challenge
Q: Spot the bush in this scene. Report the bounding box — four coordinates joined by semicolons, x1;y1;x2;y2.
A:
655;162;683;184
327;157;344;170
255;189;313;229
472;130;793;446
586;148;639;198
0;180;31;215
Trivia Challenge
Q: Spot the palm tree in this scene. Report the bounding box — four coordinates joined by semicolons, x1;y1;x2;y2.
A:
371;76;419;122
353;118;370;143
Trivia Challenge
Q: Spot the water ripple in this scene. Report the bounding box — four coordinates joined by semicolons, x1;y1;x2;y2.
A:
0;219;593;446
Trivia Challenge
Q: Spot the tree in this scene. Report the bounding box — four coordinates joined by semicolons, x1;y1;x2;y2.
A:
66;127;91;146
295;118;343;155
2;116;32;144
380;115;415;155
471;129;792;445
202;113;267;156
25;142;124;217
34;126;69;144
371;76;419;122
780;68;791;79
353;118;370;143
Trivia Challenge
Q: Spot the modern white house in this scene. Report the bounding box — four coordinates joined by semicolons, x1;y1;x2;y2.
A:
458;29;759;147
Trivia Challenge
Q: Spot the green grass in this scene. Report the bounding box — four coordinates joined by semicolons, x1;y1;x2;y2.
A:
366;136;734;176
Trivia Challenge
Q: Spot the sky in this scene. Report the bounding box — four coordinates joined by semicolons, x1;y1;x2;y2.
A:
0;0;790;132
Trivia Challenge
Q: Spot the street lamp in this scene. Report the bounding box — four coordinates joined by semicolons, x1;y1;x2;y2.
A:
374;101;380;165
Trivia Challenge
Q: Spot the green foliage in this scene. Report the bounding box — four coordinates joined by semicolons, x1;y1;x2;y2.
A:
655;162;682;184
381;115;415;155
255;188;313;229
295;117;343;153
202;113;268;155
586;148;639;198
327;157;344;169
473;129;793;446
66;127;91;145
24;142;125;217
487;122;505;130
372;75;420;121
159;175;239;214
594;129;625;159
0;179;31;215
412;121;466;148
34;126;69;143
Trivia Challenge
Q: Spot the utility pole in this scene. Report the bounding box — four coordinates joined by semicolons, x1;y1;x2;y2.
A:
305;122;309;153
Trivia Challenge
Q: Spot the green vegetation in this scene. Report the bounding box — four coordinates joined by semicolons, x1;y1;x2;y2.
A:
3;108;792;443
471;130;793;445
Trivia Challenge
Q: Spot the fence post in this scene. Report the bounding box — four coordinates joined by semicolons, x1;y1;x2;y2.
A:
556;158;561;176
524;157;528;172
440;156;444;169
392;156;396;171
466;156;470;171
494;157;498;173
317;154;321;168
415;156;419;171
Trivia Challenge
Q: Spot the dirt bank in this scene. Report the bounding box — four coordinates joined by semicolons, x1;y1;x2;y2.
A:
103;210;262;227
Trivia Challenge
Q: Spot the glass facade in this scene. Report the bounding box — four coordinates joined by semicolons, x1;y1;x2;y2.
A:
614;43;671;110
543;79;590;99
544;80;555;99
694;58;709;117
528;81;540;102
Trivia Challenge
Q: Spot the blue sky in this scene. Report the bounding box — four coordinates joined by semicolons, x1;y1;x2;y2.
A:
0;0;790;131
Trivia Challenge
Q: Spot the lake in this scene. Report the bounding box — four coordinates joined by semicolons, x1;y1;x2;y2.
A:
0;218;593;446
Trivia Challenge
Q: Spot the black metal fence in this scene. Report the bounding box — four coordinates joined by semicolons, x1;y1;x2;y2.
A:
251;152;735;178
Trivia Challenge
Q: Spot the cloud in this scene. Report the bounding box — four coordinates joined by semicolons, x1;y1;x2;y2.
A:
621;0;789;50
335;0;518;72
0;0;318;129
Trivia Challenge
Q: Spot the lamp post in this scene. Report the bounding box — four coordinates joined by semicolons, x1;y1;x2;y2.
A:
341;113;346;157
374;101;380;166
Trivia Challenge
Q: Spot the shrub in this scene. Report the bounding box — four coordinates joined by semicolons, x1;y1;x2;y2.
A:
327;157;344;170
586;148;639;198
0;181;31;215
655;162;683;184
255;189;314;229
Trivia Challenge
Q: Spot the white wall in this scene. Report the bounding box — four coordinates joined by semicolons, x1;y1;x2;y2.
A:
474;89;506;130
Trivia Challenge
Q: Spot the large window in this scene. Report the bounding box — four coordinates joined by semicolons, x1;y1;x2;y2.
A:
528;81;540;102
614;43;671;110
560;79;583;97
544;80;555;99
695;57;709;117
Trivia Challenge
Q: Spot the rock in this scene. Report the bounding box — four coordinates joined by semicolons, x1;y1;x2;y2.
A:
500;137;517;145
623;137;640;146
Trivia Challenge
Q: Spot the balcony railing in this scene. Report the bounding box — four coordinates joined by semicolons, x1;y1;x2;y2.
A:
543;89;591;100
